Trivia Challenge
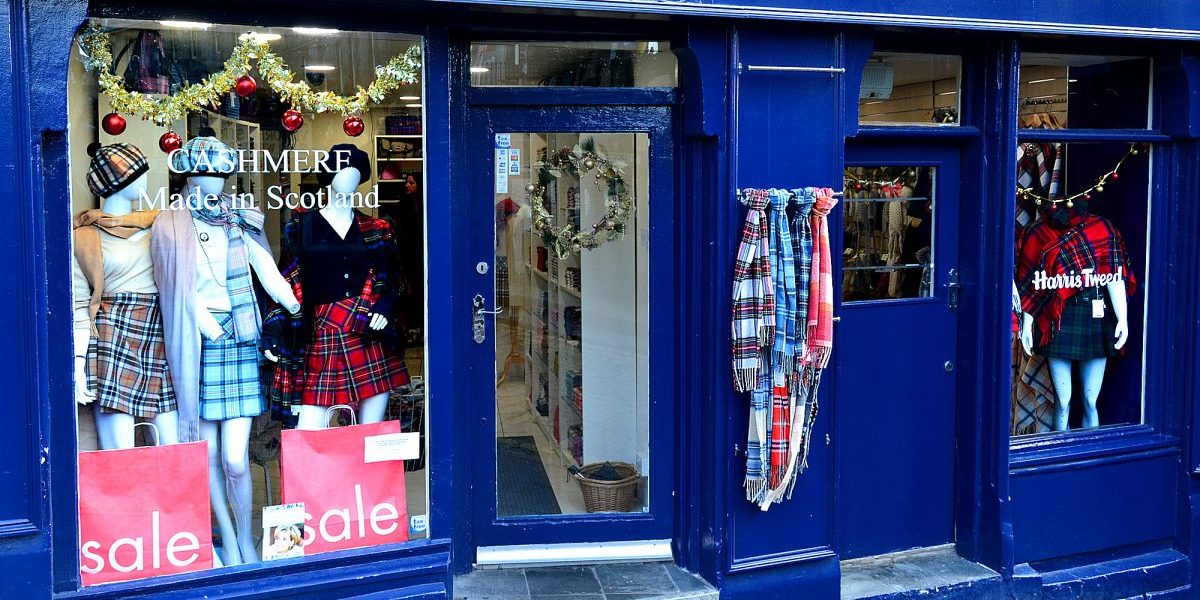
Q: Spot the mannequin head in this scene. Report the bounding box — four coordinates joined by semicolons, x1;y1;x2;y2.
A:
101;172;150;215
86;142;150;214
329;168;363;203
1041;198;1090;229
186;175;227;211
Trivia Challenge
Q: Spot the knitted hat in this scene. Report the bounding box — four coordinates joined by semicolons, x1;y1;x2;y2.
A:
86;142;150;198
170;129;237;177
316;143;372;188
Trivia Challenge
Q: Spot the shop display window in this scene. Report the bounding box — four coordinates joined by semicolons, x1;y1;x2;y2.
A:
470;41;677;87
69;19;428;585
492;132;651;516
842;165;937;302
858;52;961;126
1018;53;1152;130
1010;141;1150;437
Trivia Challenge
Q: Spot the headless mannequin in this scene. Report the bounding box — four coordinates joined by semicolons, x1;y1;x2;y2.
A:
1020;281;1129;430
74;173;180;450
263;168;390;429
189;175;299;566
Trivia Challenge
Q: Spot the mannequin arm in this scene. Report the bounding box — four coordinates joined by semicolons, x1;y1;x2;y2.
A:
196;304;226;341
71;256;96;404
1107;279;1129;350
1020;313;1034;356
247;242;300;314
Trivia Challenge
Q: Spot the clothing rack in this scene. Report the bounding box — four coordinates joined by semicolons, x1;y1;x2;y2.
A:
736;188;845;203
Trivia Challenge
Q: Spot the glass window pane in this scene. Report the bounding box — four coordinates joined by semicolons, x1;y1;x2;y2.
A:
858;53;961;126
471;41;676;87
842;166;936;301
494;132;650;515
1018;54;1151;129
1011;141;1149;436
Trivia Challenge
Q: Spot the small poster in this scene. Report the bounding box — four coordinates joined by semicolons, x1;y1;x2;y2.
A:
261;503;306;561
495;133;511;148
508;149;521;175
495;148;509;194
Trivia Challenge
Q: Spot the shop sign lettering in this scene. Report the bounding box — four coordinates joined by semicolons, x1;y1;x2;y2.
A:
1031;267;1125;291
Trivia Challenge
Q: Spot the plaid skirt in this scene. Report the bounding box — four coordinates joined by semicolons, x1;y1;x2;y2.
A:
300;297;409;408
86;292;177;418
199;312;265;420
1044;288;1118;360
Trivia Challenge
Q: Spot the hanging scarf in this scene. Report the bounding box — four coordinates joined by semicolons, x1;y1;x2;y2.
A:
790;189;816;364
73;209;159;330
745;369;772;503
732;189;774;392
769;189;798;371
191;197;265;343
804;189;838;370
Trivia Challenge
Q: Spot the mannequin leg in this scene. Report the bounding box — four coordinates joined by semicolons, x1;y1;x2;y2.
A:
1079;357;1108;429
220;417;259;565
1047;358;1075;432
296;405;328;431
360;392;390;424
148;410;179;445
201;419;243;566
93;406;136;450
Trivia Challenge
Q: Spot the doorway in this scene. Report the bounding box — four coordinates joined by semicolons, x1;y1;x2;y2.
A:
463;105;675;560
836;143;962;559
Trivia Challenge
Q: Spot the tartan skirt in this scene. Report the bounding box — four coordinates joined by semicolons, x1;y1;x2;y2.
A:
1044;288;1119;360
300;297;409;408
86;292;177;418
199;312;265;420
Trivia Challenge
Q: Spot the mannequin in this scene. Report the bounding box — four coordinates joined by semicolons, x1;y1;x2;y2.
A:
1016;200;1134;432
263;144;408;431
74;142;178;450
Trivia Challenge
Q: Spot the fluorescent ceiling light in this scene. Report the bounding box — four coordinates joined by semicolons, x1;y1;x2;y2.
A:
863;101;884;105
246;32;282;43
293;27;340;35
159;20;211;30
1027;78;1058;84
470;66;490;74
1068;78;1079;83
404;103;423;108
304;65;336;72
398;96;421;101
937;91;958;96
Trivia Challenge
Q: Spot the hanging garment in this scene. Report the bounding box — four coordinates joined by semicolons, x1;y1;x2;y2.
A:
883;183;909;298
191;200;265;343
768;190;798;370
1042;287;1120;360
1016;214;1135;352
731;189;775;392
1012;340;1056;435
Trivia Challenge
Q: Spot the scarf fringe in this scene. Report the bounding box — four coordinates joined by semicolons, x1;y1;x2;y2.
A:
735;368;761;393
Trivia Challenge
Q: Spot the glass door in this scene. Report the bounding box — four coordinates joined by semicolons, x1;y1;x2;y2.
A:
465;106;674;552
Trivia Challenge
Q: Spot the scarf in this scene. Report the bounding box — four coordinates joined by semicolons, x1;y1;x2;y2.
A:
191;197;266;343
769;190;798;371
72;209;159;330
732;189;775;392
791;190;816;350
804;189;837;370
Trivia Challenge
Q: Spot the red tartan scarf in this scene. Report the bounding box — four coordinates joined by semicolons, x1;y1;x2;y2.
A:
1017;214;1135;350
803;189;837;369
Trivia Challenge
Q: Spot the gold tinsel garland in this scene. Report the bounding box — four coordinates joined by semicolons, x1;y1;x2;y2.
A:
76;23;421;127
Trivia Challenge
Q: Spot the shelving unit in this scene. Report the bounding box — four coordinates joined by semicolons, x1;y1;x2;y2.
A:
186;111;263;201
373;109;424;205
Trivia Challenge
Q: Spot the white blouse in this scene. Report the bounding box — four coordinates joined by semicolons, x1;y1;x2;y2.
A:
72;229;157;338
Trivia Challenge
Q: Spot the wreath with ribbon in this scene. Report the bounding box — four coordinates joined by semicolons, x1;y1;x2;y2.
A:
528;138;634;258
76;23;421;127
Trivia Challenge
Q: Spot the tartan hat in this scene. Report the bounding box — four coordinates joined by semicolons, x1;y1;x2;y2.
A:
86;142;150;198
170;133;237;178
316;144;372;188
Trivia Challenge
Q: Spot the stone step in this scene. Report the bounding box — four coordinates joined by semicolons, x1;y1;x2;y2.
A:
841;544;1004;600
454;561;717;600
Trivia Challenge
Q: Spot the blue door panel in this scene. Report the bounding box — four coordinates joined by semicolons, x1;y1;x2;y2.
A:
1011;452;1178;563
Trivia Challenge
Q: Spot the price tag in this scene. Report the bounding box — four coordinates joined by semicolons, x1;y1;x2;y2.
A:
1092;298;1105;319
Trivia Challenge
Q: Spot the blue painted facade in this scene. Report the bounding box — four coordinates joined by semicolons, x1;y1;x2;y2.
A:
3;1;1200;598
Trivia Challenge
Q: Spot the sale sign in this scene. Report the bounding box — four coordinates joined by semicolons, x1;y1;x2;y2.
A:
280;420;410;555
78;441;213;586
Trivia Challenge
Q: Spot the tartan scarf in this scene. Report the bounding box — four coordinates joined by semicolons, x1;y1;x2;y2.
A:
804;189;837;370
190;197;264;343
790;189;816;358
732;189;775;392
769;189;798;371
1017;214;1135;350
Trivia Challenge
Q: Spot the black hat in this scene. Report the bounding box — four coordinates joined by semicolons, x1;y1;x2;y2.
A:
317;144;372;188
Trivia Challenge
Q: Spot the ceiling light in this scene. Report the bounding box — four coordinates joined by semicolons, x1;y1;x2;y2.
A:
1068;78;1079;83
159;20;211;30
1026;78;1058;84
399;96;421;101
936;91;958;96
863;101;884;105
470;67;490;74
304;65;336;72
246;32;282;43
293;27;340;35
404;103;423;108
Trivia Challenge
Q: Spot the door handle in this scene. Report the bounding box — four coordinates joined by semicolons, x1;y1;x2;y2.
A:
473;294;502;344
947;268;960;311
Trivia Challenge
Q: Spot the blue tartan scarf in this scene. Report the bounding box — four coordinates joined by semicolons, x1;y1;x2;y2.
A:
768;190;798;371
790;188;816;353
191;197;264;343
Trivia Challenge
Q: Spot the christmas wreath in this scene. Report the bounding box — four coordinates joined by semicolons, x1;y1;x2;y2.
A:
528;138;634;259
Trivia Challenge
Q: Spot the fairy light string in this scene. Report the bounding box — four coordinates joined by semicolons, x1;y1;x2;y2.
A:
1017;143;1148;208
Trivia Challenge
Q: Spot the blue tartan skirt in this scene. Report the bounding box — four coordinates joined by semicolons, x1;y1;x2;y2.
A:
1044;288;1118;361
199;312;265;421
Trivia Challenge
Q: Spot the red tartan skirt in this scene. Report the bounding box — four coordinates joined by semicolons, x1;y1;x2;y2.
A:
299;298;409;408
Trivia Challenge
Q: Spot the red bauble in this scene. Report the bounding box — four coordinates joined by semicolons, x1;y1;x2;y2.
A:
158;131;183;153
343;116;365;137
102;112;127;136
234;74;257;98
281;109;304;132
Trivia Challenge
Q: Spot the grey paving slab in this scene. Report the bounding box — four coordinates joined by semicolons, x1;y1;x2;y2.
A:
524;566;603;595
840;545;1001;600
594;563;679;595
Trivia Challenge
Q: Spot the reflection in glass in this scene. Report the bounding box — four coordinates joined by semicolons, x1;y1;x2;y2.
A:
493;133;651;516
471;41;676;87
858;53;961;126
842;166;936;301
1018;54;1151;130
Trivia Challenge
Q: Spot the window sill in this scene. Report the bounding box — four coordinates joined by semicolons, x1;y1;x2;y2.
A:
1010;425;1178;474
853;125;981;139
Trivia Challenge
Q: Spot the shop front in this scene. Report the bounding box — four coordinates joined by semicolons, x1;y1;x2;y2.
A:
3;1;1200;598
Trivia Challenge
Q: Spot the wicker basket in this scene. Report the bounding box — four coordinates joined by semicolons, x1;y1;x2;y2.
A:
573;462;639;513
